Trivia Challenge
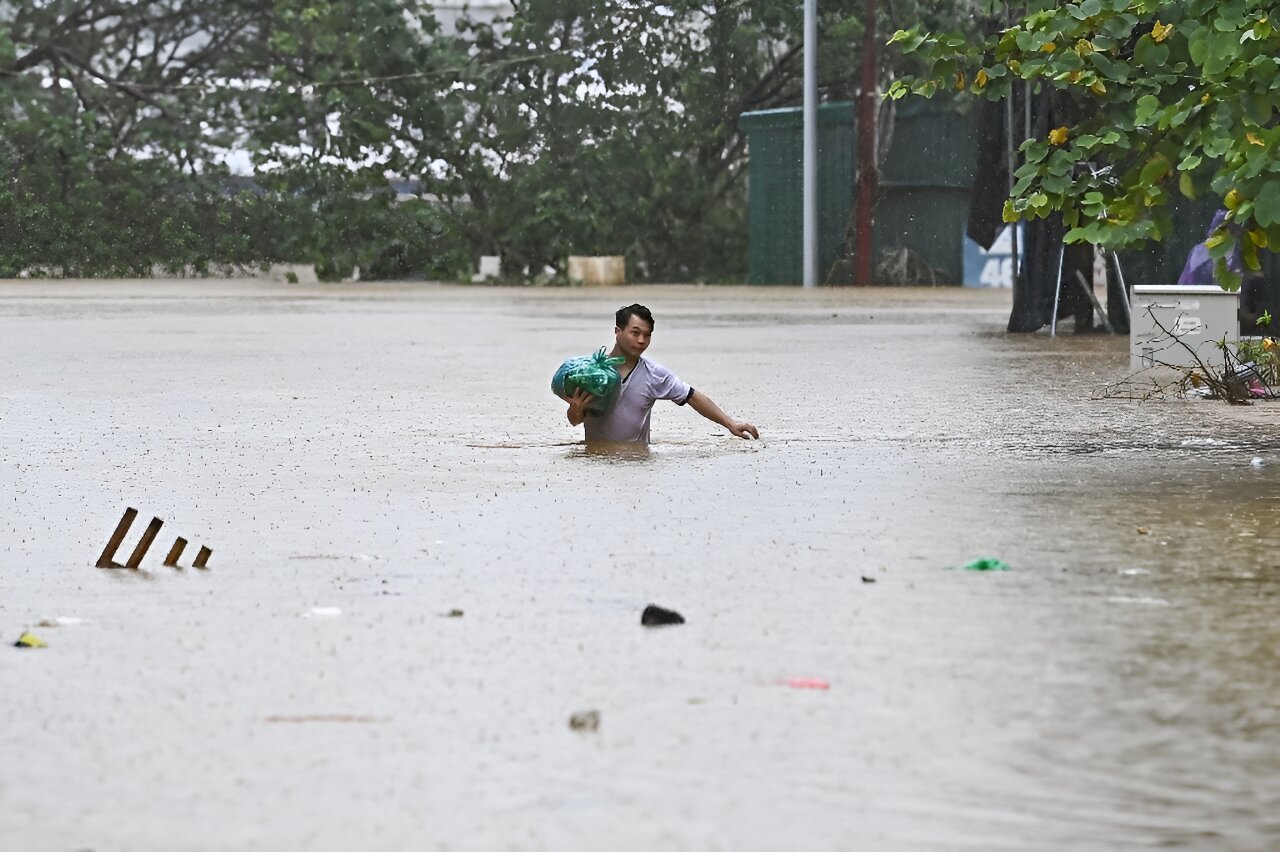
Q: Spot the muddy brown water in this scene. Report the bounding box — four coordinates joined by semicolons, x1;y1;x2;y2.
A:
1;281;1277;850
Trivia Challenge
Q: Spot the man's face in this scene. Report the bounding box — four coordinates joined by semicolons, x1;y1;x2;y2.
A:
615;315;653;359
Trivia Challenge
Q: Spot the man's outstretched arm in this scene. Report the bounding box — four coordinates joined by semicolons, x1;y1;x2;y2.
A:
686;390;759;439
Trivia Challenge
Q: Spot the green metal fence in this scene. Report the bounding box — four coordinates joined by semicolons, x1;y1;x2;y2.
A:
740;103;856;285
740;99;978;285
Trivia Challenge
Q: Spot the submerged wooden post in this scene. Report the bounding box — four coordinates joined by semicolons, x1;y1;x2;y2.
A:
163;537;188;568
96;507;138;569
124;517;164;570
193;546;212;569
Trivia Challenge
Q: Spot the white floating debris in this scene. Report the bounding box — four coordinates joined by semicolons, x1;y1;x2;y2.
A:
36;616;86;627
1180;437;1230;447
302;607;343;618
1119;568;1151;576
1107;596;1169;606
1250;457;1265;469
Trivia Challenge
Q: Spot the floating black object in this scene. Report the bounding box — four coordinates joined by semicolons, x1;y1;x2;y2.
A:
641;604;685;627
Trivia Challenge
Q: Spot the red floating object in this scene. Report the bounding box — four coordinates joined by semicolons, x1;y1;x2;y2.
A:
782;677;829;690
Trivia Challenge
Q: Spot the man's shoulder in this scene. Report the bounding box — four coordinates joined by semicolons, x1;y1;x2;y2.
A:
637;356;675;378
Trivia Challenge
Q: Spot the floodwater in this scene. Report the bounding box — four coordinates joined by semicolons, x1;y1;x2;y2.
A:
1;280;1277;851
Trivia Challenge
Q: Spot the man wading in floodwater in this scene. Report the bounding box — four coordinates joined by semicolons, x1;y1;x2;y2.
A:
561;304;759;443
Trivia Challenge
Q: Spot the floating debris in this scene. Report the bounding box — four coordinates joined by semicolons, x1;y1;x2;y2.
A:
782;677;829;690
569;710;600;731
962;557;1011;572
36;617;85;627
641;604;685;626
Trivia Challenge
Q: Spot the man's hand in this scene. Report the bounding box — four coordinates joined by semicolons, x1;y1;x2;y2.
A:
565;387;595;425
728;420;759;440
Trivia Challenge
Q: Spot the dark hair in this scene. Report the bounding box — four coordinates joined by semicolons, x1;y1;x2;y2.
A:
615;303;654;330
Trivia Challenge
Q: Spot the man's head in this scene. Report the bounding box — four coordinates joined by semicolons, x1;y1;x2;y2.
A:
614;303;654;360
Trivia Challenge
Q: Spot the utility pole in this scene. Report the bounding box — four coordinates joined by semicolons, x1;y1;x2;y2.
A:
852;0;878;286
803;0;817;288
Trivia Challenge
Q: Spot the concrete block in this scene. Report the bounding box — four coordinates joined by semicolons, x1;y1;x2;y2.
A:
568;256;626;287
268;264;319;285
472;256;502;282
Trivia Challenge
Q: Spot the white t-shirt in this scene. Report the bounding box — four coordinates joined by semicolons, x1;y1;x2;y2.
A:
583;357;693;443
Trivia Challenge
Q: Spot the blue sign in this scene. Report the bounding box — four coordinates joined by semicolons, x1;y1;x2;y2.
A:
963;225;1023;288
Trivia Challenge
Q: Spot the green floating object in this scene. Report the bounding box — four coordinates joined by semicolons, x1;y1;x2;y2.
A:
962;557;1011;571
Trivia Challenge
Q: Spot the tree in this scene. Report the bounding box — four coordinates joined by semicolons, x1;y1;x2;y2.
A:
1;0;987;281
887;0;1280;290
420;0;863;281
431;0;980;282
0;0;469;277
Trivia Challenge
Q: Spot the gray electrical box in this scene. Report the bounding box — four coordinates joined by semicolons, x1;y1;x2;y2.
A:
1130;285;1240;372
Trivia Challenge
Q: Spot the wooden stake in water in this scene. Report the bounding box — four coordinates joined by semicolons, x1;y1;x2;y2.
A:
124;517;164;570
163;537;188;568
96;507;138;569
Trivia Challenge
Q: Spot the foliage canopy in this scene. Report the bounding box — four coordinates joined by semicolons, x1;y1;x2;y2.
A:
1;0;974;281
888;0;1280;290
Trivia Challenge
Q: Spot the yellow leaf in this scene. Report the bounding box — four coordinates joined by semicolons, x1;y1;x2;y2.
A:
1247;131;1265;146
1048;126;1070;145
1250;228;1270;249
1224;188;1241;210
1075;39;1095;55
955;71;966;91
975;69;989;88
1040;42;1057;53
1152;21;1173;43
1263;338;1276;351
1205;232;1227;249
1201;91;1211;104
1244;240;1261;271
1090;80;1107;95
1009;59;1021;73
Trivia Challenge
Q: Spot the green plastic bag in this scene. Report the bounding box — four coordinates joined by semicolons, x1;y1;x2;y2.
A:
962;557;1011;571
551;348;624;415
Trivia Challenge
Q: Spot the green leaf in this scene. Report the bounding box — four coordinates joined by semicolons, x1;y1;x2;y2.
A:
1146;154;1172;184
1179;171;1197;199
889;30;927;52
1134;94;1161;125
1133;35;1169;69
1245;93;1272;125
1042;174;1071;193
1253;179;1280;228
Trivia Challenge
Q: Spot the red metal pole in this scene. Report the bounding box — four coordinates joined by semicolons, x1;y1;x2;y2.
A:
853;0;879;285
